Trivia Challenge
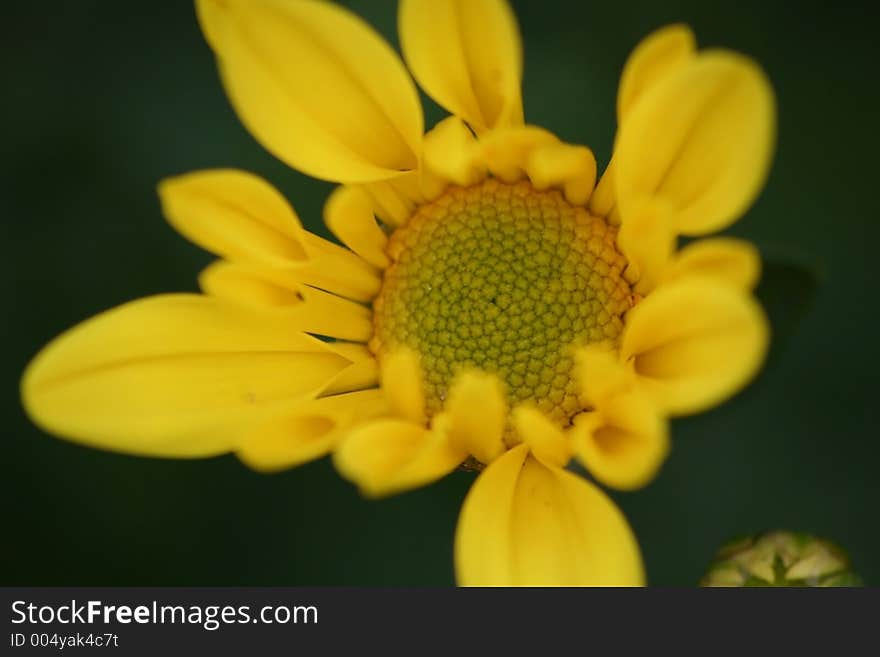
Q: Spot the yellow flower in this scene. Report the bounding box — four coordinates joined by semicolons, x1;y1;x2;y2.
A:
21;0;775;586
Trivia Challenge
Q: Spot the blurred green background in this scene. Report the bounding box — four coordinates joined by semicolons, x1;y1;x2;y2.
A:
2;0;877;586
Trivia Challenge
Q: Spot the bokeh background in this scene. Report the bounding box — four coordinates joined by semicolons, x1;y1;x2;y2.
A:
2;0;878;586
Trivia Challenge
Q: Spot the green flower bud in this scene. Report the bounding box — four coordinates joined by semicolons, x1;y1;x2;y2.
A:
701;530;862;587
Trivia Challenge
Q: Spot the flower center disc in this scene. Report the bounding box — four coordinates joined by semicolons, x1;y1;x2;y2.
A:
371;179;632;427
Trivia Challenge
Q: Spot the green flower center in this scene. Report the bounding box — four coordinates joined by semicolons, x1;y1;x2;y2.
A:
371;179;633;427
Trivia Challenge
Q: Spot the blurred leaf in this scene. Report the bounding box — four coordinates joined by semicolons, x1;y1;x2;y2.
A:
755;254;821;366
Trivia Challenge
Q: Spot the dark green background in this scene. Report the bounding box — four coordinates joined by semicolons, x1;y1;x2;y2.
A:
3;1;877;585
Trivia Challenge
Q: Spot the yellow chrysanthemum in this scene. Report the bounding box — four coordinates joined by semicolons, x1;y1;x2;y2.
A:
21;0;775;586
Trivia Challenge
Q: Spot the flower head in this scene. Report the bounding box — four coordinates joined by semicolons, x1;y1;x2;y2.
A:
22;0;776;586
701;531;863;587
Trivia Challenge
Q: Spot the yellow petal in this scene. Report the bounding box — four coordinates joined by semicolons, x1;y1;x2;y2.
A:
197;0;423;183
576;344;636;407
589;158;617;219
446;371;506;465
380;348;425;424
292;286;373;341
614;51;776;236
159;169;307;266
511;406;571;468
22;295;351;457
237;389;387;472
314;341;379;401
199;262;372;341
381;169;430;209
160;169;381;300
199;260;302;308
294;232;381;302
159;169;380;301
593;25;696;221
571;391;669;491
323;186;390;269
616;197;676;294
333;417;464;497
455;446;644;586
525;142;597;206
621;278;770;415
455;444;527;585
617;24;696;121
663;237;761;290
422;116;486;187
322;355;380;397
399;0;523;133
358;175;422;227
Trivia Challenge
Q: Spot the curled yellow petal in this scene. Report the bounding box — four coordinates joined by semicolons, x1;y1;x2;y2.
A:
617;24;696;121
571;392;669;491
621;278;770;415
455;445;644;586
511;406;571;468
21;295;351;457
614;50;776;236
422;116;486;187
479;125;558;183
197;0;423;183
237;389;387;472
662;237;761;291
399;0;523;133
323;185;390;269
446;371;507;465
525;142;597;206
380;348;425;424
159;169;307;266
333;418;464;497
